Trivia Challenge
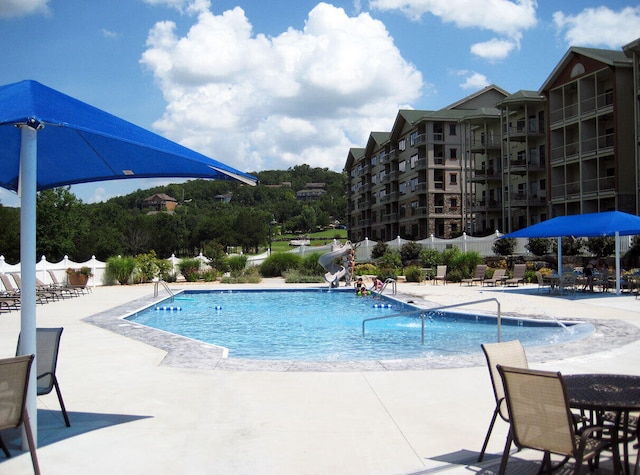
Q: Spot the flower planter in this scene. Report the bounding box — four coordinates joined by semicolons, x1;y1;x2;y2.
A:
67;273;89;287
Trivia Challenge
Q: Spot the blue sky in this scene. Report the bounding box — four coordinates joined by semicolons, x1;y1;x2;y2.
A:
1;0;640;206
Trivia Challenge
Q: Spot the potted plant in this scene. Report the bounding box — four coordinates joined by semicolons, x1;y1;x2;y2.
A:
66;266;93;287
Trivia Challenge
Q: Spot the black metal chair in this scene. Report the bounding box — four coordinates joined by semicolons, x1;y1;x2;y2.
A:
18;328;70;427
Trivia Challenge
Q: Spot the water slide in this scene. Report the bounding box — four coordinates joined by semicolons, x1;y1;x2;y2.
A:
319;241;353;287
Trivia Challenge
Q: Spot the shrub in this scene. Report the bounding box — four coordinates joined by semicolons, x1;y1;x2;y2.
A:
585;237;615;257
301;252;326;276
106;256;136;285
178;258;201;282
283;270;325;283
371;241;389;259
134;250;160;283
354;263;378;276
227;254;248;272
400;242;423;265
404;265;423;283
260;252;302;277
492;238;515;256
419;248;441;268
201;269;218;282
526;238;551;256
376;267;397;281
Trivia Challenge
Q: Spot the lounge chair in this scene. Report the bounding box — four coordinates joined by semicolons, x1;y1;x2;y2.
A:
461;264;486;286
10;273;58;302
497;365;619;475
0;273;20;298
505;264;526;287
47;269;81;297
482;269;506;286
17;328;70;427
0;355;41;474
478;340;528;462
432;265;447;285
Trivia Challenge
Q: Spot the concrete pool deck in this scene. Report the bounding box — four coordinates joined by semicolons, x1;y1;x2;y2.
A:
0;278;638;474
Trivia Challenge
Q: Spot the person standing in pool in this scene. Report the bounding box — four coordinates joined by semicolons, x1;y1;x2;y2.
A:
355;277;368;296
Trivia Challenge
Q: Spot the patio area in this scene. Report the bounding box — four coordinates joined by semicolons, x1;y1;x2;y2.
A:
0;279;638;474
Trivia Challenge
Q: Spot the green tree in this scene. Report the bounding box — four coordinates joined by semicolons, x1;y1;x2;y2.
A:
36;188;90;261
299;206;317;232
585;237;615;257
526;238;551;256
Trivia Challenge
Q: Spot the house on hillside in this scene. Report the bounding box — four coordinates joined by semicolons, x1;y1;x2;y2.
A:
142;193;178;213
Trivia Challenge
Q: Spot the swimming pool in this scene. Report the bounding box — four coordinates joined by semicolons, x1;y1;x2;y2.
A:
126;289;593;361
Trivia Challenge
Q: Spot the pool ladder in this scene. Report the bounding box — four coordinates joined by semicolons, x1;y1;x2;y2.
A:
154;279;175;302
362;297;502;344
373;278;397;297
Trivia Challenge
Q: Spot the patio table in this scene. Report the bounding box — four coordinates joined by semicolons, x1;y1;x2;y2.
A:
565;373;640;474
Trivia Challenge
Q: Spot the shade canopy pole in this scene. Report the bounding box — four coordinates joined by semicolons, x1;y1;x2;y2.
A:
18;124;38;448
615;231;621;295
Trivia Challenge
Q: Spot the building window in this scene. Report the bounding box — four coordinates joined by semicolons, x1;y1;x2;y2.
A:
410;154;418;168
399;182;407;194
540;179;546;190
371;174;377;184
399;160;406;173
410;177;418;192
371;155;377;166
450;197;457;208
399;138;406;151
450;173;457;184
449;124;456;136
449;148;457;159
410;131;418;146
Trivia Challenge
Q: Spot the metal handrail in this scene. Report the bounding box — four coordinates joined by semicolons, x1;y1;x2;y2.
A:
153;279;174;301
362;297;502;344
373;278;396;298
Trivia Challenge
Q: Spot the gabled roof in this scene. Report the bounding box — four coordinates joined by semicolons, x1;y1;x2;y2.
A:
389;109;428;140
539;46;631;93
442;84;510;110
496;90;545;107
460;107;501;121
144;193;176;202
365;131;390;155
344;147;365;171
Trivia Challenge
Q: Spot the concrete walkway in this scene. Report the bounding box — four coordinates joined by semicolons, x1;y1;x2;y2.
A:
0;279;638;474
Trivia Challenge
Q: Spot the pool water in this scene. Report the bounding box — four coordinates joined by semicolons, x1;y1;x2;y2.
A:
127;289;593;361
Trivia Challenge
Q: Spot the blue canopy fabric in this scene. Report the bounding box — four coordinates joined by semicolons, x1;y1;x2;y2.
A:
0;79;257;448
0;80;258;190
501;211;640;239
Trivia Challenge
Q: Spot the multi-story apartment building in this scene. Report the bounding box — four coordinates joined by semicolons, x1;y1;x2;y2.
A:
346;40;640;241
623;39;640;214
346;86;508;241
540;47;634;216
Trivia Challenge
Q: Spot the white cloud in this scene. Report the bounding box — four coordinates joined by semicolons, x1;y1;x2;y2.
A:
140;3;423;172
470;37;518;60
143;0;210;15
0;0;49;18
457;71;490;90
553;6;640;49
101;28;120;39
369;0;537;37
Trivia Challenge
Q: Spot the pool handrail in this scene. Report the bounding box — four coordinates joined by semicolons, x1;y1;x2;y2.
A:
362;297;502;344
153;279;175;302
373;278;397;298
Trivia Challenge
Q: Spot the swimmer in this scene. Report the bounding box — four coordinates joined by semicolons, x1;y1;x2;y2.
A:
371;276;383;291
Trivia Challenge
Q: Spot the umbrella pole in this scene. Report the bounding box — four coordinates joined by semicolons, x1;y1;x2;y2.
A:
18;124;38;448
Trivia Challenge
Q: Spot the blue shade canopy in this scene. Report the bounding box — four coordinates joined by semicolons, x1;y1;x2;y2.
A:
501;211;640;239
0;80;257;191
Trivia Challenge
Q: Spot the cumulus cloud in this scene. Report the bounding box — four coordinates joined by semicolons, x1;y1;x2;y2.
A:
470;37;518;60
140;3;422;172
456;71;490;90
369;0;537;37
0;0;49;18
553;6;640;49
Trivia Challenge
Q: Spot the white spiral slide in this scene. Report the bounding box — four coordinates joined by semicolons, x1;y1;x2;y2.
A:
319;241;353;287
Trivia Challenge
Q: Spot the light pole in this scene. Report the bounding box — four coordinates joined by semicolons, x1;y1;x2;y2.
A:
269;215;277;254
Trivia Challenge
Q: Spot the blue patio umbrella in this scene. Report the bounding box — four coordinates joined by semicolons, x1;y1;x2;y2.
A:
0;80;257;446
501;211;640;294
